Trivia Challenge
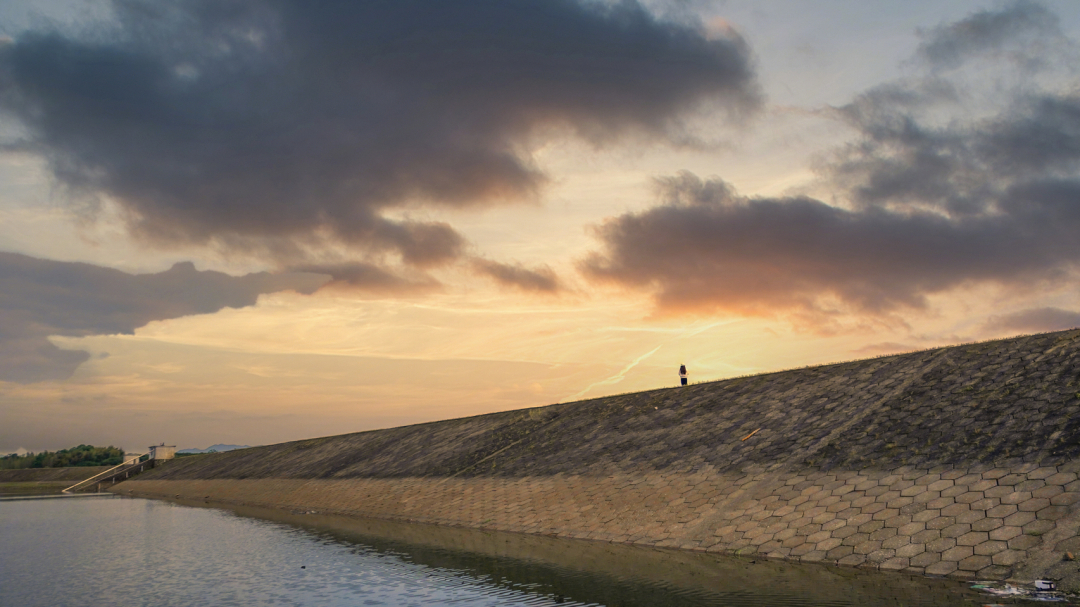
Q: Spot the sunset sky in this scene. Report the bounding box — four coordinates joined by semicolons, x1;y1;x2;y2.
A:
3;0;1080;454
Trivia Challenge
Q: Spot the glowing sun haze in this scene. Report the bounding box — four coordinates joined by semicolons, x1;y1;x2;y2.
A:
2;0;1080;453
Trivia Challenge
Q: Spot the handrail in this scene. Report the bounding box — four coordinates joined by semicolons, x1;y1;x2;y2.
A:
62;453;148;493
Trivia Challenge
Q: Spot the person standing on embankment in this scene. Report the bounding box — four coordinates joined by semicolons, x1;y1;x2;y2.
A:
679;364;688;386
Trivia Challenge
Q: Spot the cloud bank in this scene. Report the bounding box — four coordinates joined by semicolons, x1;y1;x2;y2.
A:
0;0;760;279
983;307;1080;334
0;252;326;382
583;2;1080;326
473;259;561;293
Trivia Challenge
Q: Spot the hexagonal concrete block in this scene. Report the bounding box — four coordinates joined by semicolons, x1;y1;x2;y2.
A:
889;480;915;493
873;508;900;521
826;500;851;513
940;485;968;498
882;534;912;550
996;473;1026;486
774;528;799;541
900;485;925;498
955;491;985;504
841;532;871;547
927;479;954;493
863;502;887;515
870;527;897;542
941;503;970;517
832;525;859;539
992;549;1026;566
978;565;1014;579
957;553;993;572
1003;511;1036;527
1036;505;1069;521
957;531;989;546
910;550;940;568
954;473;982;486
1018;497;1052;512
924;560;958;575
971;517;1003;532
851;495;876;509
989;526;1022;541
898;521;926;536
826;545;854;560
924;511;959;527
984;485;1016;499
1033;485;1064;499
900;503;927;518
927;537;957;552
895;542;925;558
1015;479;1046;493
1050;492;1080;507
926;497;954;510
879;556;909;571
1023;519;1055;536
1008;535;1041;550
1028;467;1059;480
912;529;941;544
916;473;941;486
912;509;939;523
821;518;846;532
816;537;843;551
974;539;1009;556
837;553;867;567
854;539;882;555
956;509;984;525
1045;472;1077;486
818;495;842;508
887;496;914;509
832;484;857;497
942;545;974;562
941;523;971;539
1056;537;1080;553
781;535;807;549
914;491;942;504
1000;491;1033;506
981;468;1009;480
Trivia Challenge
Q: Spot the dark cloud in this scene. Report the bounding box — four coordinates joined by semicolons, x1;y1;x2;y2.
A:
915;0;1059;70
582;172;1080;318
293;261;438;294
0;252;327;382
983;307;1080;334
473;259;561;293
0;0;760;269
582;3;1080;324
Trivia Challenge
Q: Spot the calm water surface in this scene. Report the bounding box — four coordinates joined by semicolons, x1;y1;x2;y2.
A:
1;496;991;606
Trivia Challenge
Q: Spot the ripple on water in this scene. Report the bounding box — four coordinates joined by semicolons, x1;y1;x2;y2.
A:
1;497;988;606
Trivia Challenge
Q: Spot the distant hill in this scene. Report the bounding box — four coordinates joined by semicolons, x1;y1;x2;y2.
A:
177;444;251;454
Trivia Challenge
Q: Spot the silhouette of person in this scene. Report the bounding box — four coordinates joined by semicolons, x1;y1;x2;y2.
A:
679;364;688;386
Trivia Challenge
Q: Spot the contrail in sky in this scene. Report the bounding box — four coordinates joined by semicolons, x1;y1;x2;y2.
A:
564;345;662;401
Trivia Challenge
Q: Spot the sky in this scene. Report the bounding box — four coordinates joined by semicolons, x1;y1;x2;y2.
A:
3;0;1080;454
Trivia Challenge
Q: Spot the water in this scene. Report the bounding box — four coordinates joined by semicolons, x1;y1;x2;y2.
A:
1;496;991;606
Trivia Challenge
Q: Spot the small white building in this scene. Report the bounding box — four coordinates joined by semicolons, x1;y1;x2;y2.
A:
149;444;176;460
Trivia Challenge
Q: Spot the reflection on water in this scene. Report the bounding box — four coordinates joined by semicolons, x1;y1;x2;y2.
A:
1;496;989;606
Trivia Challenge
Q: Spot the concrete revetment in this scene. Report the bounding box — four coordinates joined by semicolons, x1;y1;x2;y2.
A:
113;329;1080;588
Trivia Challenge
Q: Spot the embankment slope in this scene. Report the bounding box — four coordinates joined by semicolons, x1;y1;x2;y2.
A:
117;329;1080;585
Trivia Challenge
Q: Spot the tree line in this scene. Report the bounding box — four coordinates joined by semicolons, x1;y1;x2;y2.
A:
0;445;126;469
